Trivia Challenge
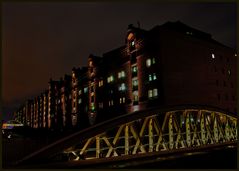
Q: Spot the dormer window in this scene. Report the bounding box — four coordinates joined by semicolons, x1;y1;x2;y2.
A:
127;33;135;51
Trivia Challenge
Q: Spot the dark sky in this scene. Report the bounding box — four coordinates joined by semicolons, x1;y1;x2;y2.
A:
2;2;237;120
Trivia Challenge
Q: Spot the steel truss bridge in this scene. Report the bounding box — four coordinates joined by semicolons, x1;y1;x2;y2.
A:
16;105;237;168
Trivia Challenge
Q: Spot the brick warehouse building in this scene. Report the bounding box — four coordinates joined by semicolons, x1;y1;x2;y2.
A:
13;21;237;131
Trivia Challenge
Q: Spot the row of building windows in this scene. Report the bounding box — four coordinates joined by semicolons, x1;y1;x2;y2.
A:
216;80;234;88
217;94;236;101
211;53;233;63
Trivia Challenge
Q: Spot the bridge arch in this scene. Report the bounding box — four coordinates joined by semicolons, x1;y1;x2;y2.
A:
16;105;237;167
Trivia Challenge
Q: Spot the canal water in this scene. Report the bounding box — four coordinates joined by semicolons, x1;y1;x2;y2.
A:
124;147;237;169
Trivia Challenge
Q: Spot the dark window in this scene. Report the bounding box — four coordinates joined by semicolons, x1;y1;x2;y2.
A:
216;80;219;86
225;94;228;101
223;81;226;87
222;68;225;74
232;95;235;101
231;82;234;88
217;94;220;101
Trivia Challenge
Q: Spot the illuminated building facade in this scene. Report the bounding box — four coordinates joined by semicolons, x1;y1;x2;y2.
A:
14;21;237;130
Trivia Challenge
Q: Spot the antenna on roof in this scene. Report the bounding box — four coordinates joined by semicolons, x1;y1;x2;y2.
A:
137;21;140;28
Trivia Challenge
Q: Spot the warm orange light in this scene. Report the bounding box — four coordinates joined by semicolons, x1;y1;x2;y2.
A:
127;33;134;40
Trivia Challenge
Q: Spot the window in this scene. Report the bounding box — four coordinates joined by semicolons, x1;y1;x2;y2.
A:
132;66;137;73
133;91;139;101
225;94;228;101
107;75;114;83
223;81;226;87
133;79;138;87
118;72;121;78
78;90;82;95
119;83;126;91
99;102;103;109
152;58;156;64
78;99;82;104
148;88;158;98
148;90;153;98
84;87;88;93
109;100;114;106
121;71;125;78
146;59;151;67
211;53;215;59
119;97;126;104
91;103;95;111
131;41;135;47
118;71;125;79
99;80;103;87
228;70;231;76
153;89;158;97
153;73;157;80
216;80;219;86
149;74;152;81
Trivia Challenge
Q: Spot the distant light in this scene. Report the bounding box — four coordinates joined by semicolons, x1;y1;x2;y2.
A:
212;54;215;59
235;54;237;57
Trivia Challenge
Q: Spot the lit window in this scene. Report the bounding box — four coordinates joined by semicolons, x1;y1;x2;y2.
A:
120;98;122;104
107;75;114;83
153;89;158;97
228;70;231;76
133;91;139;101
212;53;215;59
132;66;137;73
149;74;152;81
235;54;237;57
121;71;125;78
91;103;95;111
148;90;153;98
78;99;82;104
119;83;126;91
146;59;151;67
153;73;157;80
152;58;156;64
84;87;88;93
107;77;111;83
99;80;103;87
121;83;126;90
78;90;82;95
123;97;125;103
133;79;138;87
118;72;121;78
118;71;125;78
69;95;72;99
131;41;135;46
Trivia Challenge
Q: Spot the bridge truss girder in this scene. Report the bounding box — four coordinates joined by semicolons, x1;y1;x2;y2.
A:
63;109;237;161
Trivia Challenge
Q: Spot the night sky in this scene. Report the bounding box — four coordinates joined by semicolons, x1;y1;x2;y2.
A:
2;2;236;120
